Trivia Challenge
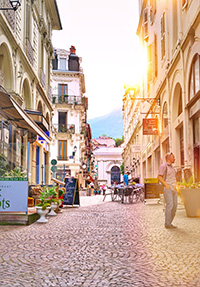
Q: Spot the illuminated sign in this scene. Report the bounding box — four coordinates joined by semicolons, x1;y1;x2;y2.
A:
143;118;158;135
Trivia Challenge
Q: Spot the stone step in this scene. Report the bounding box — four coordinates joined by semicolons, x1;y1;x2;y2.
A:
0;212;40;225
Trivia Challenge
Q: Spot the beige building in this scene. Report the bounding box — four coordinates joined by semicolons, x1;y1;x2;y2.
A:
123;0;200;183
50;46;90;188
0;0;61;184
93;137;123;186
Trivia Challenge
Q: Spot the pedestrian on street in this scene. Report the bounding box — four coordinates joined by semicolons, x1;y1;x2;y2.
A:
94;176;99;195
158;152;177;229
123;171;129;186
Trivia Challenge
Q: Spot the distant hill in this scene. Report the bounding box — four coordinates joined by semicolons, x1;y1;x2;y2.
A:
88;108;124;139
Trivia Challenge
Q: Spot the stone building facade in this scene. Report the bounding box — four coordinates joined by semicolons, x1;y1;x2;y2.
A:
51;46;91;188
0;0;62;184
123;0;200;183
93;137;123;186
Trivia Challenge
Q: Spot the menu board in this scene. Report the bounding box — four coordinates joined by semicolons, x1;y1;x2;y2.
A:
63;178;80;206
144;178;159;199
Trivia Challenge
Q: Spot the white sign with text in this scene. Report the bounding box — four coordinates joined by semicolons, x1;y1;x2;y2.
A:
0;180;28;212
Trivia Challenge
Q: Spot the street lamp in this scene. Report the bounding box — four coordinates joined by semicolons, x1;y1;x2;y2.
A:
0;0;21;11
124;85;160;106
73;145;77;163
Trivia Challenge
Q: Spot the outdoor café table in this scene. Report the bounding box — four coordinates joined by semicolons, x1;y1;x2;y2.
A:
113;185;133;203
111;184;124;201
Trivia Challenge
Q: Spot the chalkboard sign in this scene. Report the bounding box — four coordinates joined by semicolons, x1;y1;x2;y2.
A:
144;178;159;199
63;178;80;206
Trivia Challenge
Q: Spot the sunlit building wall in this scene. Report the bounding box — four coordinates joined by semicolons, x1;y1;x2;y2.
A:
123;0;200;182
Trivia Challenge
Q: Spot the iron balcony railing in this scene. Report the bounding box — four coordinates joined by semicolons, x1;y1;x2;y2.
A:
52;124;75;134
57;155;72;161
51;95;86;106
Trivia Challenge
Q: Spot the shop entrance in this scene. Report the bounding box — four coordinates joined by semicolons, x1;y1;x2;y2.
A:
111;166;120;184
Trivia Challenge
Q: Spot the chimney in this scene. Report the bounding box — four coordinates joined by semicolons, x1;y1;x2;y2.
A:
70;45;76;54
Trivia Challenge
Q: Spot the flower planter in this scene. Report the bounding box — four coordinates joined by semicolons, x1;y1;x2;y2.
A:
180;188;200;217
36;206;49;223
48;202;58;216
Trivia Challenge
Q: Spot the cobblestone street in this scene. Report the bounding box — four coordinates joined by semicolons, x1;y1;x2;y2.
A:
0;196;200;287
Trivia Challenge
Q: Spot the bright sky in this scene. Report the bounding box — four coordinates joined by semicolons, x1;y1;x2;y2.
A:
53;0;144;119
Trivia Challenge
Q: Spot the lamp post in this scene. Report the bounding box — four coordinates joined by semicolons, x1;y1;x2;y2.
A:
0;0;21;11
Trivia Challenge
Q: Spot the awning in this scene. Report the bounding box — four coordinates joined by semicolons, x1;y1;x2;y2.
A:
0;86;51;144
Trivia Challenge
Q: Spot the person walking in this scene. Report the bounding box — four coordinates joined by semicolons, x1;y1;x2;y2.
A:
122;171;130;203
123;171;129;186
158;152;177;229
94;176;99;195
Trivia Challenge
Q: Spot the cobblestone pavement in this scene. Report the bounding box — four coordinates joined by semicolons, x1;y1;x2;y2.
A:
0;195;200;287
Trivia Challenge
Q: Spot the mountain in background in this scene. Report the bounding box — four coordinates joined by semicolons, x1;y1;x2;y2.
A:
88;108;124;139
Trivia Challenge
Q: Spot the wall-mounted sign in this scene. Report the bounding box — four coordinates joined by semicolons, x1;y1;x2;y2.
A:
132;145;141;153
0;179;28;212
143;118;158;135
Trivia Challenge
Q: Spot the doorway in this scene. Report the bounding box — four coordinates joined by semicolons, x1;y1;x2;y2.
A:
111;166;120;184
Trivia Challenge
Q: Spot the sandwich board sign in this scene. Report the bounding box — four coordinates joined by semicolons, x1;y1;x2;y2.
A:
63;178;80;206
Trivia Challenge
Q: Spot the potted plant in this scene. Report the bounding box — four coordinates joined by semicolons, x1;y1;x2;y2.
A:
64;94;68;103
69;124;75;133
36;186;57;223
177;176;200;217
4;167;27;180
47;198;60;216
0;154;10;176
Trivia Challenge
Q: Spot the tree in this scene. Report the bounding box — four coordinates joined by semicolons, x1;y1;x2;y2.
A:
120;162;124;175
115;135;124;147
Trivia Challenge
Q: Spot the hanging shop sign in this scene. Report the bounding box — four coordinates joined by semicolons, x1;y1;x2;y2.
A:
0;179;28;212
132;145;141;153
143;118;158;135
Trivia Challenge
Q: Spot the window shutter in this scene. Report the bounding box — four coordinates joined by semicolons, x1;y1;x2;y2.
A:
153;34;157;78
161;12;166;59
147;44;153;83
143;8;149;41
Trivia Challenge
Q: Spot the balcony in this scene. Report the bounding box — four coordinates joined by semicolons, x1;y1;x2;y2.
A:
25;109;49;131
51;95;85;105
53;124;75;134
57;155;71;161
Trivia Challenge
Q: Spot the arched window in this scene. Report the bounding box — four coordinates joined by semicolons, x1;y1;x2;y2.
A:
46;112;50;124
111;166;120;184
162;101;168;129
37;101;43;113
178;92;182;116
189;54;200;100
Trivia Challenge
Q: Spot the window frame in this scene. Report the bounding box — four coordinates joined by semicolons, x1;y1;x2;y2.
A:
161;12;166;60
189;54;200;101
58;140;67;160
